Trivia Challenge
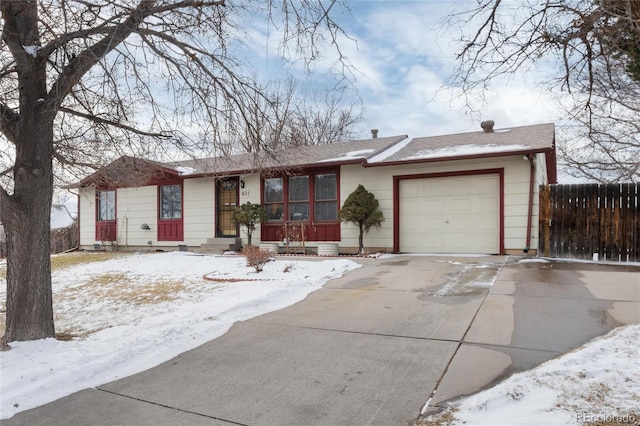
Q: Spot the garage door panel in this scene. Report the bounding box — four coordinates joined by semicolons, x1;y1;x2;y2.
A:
401;199;419;214
399;174;500;254
449;198;471;212
420;200;444;213
472;176;497;191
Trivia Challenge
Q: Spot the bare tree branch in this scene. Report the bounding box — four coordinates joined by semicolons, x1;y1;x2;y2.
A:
446;0;640;181
58;106;170;138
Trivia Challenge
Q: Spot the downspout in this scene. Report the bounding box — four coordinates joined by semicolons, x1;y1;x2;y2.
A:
524;154;535;253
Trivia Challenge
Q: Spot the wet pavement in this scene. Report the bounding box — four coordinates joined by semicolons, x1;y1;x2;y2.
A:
4;256;639;425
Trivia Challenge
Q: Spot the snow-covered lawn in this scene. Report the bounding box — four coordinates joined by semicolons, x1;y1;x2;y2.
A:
0;251;360;419
1;252;638;424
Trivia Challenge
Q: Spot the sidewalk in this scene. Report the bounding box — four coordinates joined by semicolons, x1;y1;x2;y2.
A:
5;256;639;425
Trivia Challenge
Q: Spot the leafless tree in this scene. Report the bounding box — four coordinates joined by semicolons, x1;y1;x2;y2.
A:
446;0;640;182
218;81;362;155
0;0;354;345
285;90;363;147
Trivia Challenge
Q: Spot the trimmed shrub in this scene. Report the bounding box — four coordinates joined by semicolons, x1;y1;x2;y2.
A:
242;245;272;272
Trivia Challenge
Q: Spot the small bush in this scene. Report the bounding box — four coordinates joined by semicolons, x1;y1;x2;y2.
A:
242;246;271;272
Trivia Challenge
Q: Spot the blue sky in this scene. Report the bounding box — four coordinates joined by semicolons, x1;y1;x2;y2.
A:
242;0;561;139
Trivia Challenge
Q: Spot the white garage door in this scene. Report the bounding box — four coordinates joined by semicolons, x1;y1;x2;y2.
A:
399;174;500;254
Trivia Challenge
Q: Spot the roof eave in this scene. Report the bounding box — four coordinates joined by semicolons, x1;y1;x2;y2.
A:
363;147;554;168
172;158;367;179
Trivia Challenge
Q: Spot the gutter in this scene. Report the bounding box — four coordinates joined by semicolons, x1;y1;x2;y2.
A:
524;154;536;253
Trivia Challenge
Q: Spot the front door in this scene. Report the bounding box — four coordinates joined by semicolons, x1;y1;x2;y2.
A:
216;178;239;237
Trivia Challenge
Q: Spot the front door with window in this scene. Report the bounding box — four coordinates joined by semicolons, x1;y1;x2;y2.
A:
96;190;117;242
216;178;239;237
158;183;184;241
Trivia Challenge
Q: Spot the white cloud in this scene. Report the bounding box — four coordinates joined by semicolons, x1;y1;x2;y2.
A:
234;1;565;140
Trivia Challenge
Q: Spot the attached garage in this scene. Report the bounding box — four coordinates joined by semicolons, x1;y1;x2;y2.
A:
395;170;503;254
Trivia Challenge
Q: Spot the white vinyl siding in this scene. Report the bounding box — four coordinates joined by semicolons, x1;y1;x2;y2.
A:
116;186;158;247
182;178;215;245
340;155;538;253
78;187;97;246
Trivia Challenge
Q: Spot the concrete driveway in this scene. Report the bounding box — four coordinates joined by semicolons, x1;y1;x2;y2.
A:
5;256;639;425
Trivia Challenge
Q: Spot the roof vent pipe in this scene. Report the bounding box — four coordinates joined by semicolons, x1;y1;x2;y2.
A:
371;129;379;139
481;120;495;133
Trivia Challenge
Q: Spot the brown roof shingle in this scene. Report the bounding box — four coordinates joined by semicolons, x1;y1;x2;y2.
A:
372;123;555;164
165;135;408;175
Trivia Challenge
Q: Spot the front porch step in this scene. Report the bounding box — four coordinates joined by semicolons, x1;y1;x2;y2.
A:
199;237;242;253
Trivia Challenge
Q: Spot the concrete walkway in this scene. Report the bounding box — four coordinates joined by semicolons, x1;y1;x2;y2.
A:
5;256;639;425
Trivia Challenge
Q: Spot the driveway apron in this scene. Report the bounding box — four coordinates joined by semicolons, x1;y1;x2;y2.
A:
4;256;639;425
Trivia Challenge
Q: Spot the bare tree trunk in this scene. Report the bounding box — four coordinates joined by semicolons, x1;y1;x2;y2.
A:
1;113;55;344
358;223;364;253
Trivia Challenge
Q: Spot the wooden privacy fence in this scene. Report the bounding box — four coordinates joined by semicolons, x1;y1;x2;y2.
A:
539;183;639;262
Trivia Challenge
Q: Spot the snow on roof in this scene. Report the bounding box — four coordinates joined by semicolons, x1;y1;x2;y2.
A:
174;165;196;176
404;143;532;161
317;148;377;163
73;123;554;185
376;123;555;164
367;137;414;163
164;136;408;175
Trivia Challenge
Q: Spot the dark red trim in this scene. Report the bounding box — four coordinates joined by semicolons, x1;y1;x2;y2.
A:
157;181;184;241
95;189;117;242
393;168;505;254
186;160;363;181
76;191;81;247
524;155;536;253
260;168;341;242
545;146;558;184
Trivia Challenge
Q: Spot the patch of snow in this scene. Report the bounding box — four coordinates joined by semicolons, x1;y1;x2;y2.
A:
422;324;640;425
367;137;412;163
317;149;376;163
539;256;640;267
519;258;551;263
430;263;500;297
0;252;360;419
174;165;195;176
404;144;531;161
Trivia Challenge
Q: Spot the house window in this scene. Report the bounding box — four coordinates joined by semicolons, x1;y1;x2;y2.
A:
260;169;340;242
264;177;284;221
97;190;116;221
315;173;337;221
288;175;309;221
160;184;182;219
